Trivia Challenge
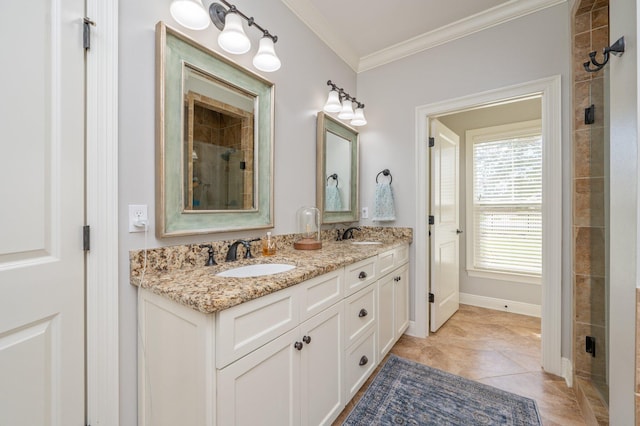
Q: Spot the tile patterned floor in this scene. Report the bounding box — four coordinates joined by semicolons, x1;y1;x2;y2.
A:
334;304;587;425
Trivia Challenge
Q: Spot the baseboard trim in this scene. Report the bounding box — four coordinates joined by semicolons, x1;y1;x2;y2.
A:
459;293;541;318
562;357;573;387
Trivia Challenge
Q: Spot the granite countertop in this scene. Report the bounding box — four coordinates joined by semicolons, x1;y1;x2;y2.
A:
131;233;411;314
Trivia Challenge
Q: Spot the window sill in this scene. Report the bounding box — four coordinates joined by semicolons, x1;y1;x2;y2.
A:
466;268;541;285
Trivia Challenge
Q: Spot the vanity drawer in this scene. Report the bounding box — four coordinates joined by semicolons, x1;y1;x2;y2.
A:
376;244;409;277
345;328;376;400
344;256;377;296
299;269;343;321
344;284;376;346
216;286;299;368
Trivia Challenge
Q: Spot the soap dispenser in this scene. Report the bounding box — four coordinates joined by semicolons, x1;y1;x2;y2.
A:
262;232;276;256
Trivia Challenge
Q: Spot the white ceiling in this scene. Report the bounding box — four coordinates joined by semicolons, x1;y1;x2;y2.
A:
281;0;565;72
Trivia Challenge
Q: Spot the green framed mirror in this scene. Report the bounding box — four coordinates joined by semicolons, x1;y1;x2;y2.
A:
316;112;359;224
156;22;274;237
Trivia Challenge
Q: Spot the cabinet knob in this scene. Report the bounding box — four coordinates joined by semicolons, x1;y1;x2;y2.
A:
302;335;311;344
358;271;367;279
294;341;303;351
358;308;368;318
394;276;401;282
359;355;368;366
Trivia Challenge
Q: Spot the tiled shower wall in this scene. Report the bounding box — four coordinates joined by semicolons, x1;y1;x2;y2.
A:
572;0;609;419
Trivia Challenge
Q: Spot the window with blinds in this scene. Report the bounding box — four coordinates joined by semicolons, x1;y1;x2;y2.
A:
466;121;542;280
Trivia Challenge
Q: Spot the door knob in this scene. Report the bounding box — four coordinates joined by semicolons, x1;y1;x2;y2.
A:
456;229;463;234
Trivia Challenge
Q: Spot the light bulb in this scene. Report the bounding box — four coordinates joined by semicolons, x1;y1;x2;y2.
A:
351;107;367;126
218;12;251;54
323;90;341;113
338;99;354;120
170;0;210;30
253;37;281;72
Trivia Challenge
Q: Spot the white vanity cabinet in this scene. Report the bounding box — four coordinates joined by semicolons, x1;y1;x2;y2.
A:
217;302;343;426
216;269;344;426
138;243;410;426
377;246;410;359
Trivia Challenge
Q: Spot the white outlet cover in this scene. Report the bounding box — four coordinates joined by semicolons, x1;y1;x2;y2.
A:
128;204;148;233
361;207;369;219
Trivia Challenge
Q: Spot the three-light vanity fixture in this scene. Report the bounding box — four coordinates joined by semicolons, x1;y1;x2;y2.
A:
323;80;367;127
169;0;281;72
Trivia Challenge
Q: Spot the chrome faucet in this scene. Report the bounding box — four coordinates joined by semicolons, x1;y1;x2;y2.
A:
339;227;361;241
225;239;259;262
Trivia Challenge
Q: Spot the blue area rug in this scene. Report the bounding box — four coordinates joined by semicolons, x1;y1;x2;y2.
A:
343;354;542;426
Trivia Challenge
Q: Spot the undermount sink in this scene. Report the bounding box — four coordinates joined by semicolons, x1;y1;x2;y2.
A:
350;241;383;245
216;263;296;278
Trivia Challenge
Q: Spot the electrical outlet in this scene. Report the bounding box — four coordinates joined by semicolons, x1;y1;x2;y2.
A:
361;207;369;219
128;204;148;233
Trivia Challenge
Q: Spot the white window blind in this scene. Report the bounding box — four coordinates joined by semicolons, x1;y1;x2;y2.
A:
470;125;542;277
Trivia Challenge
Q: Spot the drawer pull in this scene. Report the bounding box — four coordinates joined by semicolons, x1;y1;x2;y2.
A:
358;308;368;318
359;355;368;366
358;271;367;279
302;335;311;344
294;341;303;351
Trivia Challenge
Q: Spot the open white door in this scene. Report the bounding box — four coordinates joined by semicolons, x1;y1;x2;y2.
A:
0;0;86;424
430;119;461;332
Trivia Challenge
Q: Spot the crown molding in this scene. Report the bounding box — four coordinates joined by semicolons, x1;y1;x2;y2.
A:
358;0;566;72
281;0;566;74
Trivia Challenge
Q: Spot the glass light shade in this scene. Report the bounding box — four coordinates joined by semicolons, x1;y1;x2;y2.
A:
218;12;251;54
323;90;342;113
338;99;354;119
170;0;210;30
253;37;281;72
350;108;367;126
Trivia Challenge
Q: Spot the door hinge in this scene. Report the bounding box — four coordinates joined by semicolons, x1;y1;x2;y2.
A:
429;293;434;303
83;225;90;251
428;137;435;147
83;17;95;50
428;215;434;225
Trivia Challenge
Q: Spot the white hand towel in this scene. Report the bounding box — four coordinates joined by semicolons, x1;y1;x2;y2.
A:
373;182;396;221
325;185;343;211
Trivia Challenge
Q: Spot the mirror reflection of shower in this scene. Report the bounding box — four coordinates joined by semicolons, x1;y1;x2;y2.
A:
192;142;246;210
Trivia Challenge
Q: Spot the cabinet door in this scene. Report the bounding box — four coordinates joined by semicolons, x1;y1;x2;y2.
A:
217;328;300;426
377;273;395;358
299;302;344;426
394;264;410;338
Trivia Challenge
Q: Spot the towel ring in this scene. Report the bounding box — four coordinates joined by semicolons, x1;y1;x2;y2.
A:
327;173;339;187
376;169;392;184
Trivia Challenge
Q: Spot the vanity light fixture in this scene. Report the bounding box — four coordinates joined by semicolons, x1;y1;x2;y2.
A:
323;80;367;126
169;0;281;72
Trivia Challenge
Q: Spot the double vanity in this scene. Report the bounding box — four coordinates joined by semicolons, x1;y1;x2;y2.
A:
132;228;411;426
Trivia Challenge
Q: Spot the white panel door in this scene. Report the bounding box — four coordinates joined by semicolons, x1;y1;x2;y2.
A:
430;119;460;332
0;1;85;425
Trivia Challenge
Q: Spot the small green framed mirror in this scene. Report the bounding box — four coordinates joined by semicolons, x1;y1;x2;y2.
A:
316;112;359;224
